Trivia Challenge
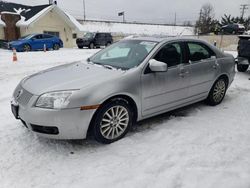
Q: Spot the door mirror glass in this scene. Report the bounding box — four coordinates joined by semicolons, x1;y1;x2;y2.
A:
149;59;168;72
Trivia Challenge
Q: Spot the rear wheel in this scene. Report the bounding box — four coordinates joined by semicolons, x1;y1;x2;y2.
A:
23;44;31;52
89;43;94;49
53;43;60;50
237;64;249;72
78;45;83;49
92;99;132;144
106;42;111;47
206;78;227;106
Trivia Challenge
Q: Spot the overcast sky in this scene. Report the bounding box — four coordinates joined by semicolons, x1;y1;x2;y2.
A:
5;0;250;24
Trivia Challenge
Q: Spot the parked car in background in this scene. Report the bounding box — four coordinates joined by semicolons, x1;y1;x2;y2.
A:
76;32;113;49
244;30;250;35
8;34;63;52
11;37;235;144
221;23;245;35
237;35;250;72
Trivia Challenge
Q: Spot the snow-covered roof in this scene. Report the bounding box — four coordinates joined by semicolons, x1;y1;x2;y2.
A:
15;5;82;31
0;1;82;31
16;5;52;27
0;1;50;21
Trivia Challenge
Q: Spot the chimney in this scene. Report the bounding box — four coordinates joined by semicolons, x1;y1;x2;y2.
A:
1;13;21;41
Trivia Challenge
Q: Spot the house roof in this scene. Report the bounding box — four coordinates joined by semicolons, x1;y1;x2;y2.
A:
0;1;82;31
0;1;50;21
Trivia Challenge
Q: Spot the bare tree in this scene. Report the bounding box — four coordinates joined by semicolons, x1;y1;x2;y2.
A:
195;3;215;34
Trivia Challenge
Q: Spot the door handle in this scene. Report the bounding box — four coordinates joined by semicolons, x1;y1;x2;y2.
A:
213;62;219;69
179;71;189;77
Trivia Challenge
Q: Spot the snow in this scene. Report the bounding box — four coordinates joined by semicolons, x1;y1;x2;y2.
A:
0;48;250;188
80;21;194;36
14;8;31;14
64;12;85;32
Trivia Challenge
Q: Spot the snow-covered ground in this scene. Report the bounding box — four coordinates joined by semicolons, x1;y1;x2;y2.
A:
0;48;250;188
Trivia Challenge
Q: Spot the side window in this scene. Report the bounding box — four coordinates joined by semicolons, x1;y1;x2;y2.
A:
33;35;43;40
188;43;215;62
43;34;53;39
154;43;182;67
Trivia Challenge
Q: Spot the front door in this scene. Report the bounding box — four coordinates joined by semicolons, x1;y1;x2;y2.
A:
141;42;191;117
31;34;45;50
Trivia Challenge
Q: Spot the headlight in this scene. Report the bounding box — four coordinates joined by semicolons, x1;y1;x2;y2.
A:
35;91;76;109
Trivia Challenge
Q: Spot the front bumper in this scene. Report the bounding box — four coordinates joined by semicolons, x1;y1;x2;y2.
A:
11;95;96;140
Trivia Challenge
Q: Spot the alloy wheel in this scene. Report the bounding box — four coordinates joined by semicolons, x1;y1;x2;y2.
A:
100;105;129;140
212;79;226;103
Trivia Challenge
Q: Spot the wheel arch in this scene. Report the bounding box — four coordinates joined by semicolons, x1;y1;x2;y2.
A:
86;94;138;137
216;74;229;88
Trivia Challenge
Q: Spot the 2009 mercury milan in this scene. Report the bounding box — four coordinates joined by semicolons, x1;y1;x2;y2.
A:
11;37;235;144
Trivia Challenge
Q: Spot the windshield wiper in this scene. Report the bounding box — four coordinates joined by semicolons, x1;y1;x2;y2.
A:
91;62;116;70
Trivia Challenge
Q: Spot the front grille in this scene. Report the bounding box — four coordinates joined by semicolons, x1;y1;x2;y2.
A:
13;85;33;106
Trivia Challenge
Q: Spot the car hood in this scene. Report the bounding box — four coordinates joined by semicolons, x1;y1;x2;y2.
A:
21;61;125;95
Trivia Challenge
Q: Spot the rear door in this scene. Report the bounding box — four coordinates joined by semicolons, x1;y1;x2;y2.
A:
186;42;218;99
42;34;53;49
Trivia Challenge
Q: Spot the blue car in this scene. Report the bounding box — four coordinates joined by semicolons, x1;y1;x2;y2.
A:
9;34;63;52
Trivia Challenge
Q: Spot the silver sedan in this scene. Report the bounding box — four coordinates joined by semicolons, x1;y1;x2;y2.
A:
11;37;235;143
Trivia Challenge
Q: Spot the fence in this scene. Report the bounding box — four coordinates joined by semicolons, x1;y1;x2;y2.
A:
113;34;239;51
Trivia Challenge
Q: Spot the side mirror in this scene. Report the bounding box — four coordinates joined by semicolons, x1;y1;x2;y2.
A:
149;59;168;72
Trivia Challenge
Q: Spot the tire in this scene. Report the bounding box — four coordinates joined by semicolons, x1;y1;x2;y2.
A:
206;78;227;106
106;42;111;47
53;43;60;50
237;64;249;72
92;99;133;144
89;43;94;49
78;45;83;49
23;44;31;52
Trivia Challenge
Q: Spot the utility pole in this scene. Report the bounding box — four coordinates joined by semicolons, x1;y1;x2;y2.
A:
174;12;177;26
240;4;249;18
83;0;86;21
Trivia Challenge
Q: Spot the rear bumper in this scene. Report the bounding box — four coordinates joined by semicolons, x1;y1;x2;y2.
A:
12;96;96;139
236;57;249;65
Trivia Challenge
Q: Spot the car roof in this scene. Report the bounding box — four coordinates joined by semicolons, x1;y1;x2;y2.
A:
124;36;208;44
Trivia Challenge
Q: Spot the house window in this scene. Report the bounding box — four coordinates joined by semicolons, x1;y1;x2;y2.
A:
72;33;77;39
44;31;60;37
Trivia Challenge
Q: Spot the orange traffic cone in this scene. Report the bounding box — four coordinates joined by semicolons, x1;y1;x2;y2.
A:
13;48;17;62
43;44;46;52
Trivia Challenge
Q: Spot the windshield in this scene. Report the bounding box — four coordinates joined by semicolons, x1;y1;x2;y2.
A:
19;34;34;40
84;33;95;38
89;40;158;70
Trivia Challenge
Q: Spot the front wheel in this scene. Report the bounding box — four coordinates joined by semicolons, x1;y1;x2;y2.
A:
92;99;132;144
23;44;31;52
237;64;249;72
206;78;227;106
53;43;60;50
